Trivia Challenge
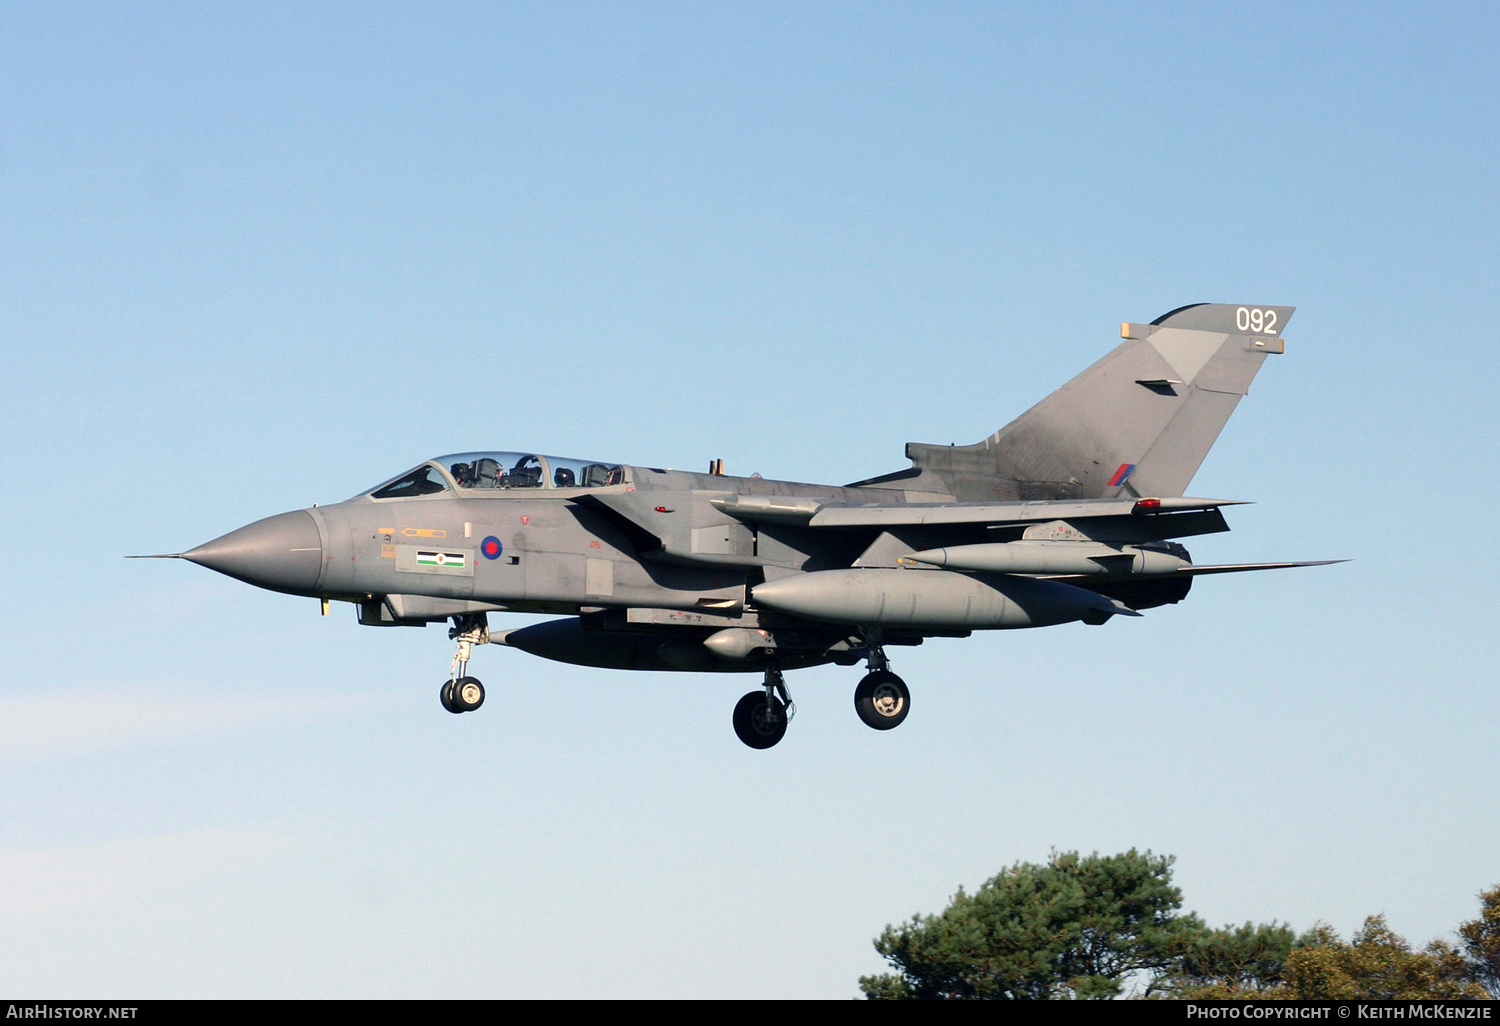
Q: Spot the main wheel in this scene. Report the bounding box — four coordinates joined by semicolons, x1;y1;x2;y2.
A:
440;679;460;714
732;690;788;749
854;670;910;730
452;676;485;712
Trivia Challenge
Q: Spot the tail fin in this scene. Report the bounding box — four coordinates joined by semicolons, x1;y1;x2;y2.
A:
879;304;1293;501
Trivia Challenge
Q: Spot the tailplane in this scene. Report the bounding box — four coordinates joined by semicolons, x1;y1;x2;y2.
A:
859;303;1293;501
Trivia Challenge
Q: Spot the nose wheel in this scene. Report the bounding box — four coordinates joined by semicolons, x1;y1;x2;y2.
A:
441;614;489;715
442;676;486;714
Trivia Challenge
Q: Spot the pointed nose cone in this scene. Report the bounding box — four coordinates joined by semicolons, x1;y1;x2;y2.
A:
184;510;324;596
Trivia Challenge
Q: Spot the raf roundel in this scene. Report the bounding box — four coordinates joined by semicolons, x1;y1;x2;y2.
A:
481;536;503;560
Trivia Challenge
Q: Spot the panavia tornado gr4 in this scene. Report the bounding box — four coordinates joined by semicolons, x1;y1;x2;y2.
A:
139;303;1336;749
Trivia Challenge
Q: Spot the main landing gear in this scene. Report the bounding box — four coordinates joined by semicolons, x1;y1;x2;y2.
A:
441;614;489;715
729;637;912;749
854;669;910;730
852;633;910;731
732;667;796;749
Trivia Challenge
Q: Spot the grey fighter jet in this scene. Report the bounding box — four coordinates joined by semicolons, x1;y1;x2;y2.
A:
139;303;1336;749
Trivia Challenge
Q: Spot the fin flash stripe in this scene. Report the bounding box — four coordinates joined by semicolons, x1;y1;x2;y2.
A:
1107;464;1136;487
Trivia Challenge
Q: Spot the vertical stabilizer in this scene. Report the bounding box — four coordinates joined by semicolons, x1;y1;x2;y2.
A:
894;304;1293;501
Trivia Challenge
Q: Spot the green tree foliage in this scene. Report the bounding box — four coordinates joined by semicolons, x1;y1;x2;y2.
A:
1168;921;1297;999
860;854;1497;1000
858;850;1204;999
1458;885;1500;998
1276;916;1486;1000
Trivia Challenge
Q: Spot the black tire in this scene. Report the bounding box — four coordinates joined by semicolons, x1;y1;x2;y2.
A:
453;676;485;712
732;690;788;749
854;670;910;730
440;679;460;714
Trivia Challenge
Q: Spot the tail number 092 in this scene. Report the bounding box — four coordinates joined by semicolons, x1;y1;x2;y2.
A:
1235;307;1278;334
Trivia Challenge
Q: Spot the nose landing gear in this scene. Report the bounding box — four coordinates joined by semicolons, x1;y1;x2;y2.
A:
441;676;486;714
441;614;490;715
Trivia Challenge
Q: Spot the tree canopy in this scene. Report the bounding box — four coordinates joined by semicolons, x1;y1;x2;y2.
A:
1263;916;1485;1000
858;849;1204;999
860;852;1497;1000
1168;920;1298;998
1458;885;1500;998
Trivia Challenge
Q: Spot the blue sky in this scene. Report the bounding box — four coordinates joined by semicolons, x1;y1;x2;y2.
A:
2;1;1497;998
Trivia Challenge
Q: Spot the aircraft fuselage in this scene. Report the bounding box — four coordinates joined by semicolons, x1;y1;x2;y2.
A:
149;303;1333;748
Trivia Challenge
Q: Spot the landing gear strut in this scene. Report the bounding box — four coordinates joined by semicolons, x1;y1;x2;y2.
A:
732;667;796;749
442;614;489;715
854;632;910;731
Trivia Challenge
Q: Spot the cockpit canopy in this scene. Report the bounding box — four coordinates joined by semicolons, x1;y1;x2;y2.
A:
366;451;624;499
